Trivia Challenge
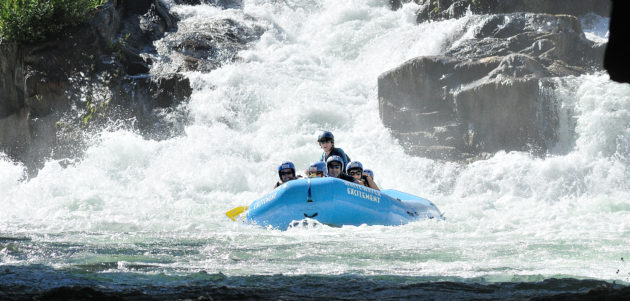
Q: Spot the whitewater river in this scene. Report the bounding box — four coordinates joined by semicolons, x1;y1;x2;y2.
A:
1;0;629;298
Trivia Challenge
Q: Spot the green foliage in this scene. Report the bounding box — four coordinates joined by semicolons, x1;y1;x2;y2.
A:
81;92;109;128
0;0;104;44
431;0;439;13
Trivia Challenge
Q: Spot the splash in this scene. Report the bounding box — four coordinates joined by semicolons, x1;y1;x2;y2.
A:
1;0;628;283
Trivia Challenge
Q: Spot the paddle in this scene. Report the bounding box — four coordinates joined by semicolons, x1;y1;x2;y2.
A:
226;206;248;221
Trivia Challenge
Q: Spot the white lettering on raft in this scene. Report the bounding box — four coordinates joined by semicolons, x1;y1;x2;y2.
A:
346;187;380;203
250;191;277;211
342;181;381;196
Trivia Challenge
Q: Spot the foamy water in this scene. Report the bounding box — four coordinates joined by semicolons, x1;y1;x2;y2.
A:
1;0;629;285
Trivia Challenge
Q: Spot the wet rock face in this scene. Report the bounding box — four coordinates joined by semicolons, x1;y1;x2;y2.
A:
0;45;37;164
174;0;244;9
415;0;610;22
448;14;605;73
378;13;604;161
158;18;265;73
0;0;267;170
0;0;191;170
0;45;25;119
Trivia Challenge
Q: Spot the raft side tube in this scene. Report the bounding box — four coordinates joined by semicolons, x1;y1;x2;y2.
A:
381;189;444;220
246;178;443;229
309;178;409;227
246;179;310;228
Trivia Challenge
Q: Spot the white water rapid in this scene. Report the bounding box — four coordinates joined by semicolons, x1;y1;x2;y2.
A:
1;0;629;284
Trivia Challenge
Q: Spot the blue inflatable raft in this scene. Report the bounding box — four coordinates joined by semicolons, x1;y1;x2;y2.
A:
245;177;443;230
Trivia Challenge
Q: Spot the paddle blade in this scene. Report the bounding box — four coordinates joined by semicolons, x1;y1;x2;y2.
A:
226;206;248;221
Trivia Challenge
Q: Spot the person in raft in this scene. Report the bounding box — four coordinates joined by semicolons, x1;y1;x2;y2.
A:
274;161;300;188
363;169;374;179
307;161;328;178
317;131;350;171
326;155;356;183
346;161;379;190
362;168;379;188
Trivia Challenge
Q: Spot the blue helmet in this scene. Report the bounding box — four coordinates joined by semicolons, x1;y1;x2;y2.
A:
346;161;363;173
317;131;334;143
278;161;296;179
326;155;344;168
307;161;328;177
363;169;374;179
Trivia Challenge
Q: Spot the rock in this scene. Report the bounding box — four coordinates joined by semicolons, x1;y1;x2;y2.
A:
39;286;117;301
158;17;264;72
173;0;244;8
487;53;552;79
446;14;604;72
175;0;202;4
28;114;58;168
379;56;457;133
498;0;610;17
0;0;191;170
416;0;611;22
89;0;123;43
389;0;402;10
0;44;25;119
0;45;48;167
151;74;193;108
116;0;177;75
119;46;151;75
0;108;31;161
111;74;192;109
533;284;630;301
96;73;192;140
24;68;69;117
604;0;630;84
125;0;153;15
454;78;558;156
378;13;602;160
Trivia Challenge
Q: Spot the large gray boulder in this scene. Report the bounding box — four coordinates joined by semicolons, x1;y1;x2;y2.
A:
378;13;604;160
414;0;611;22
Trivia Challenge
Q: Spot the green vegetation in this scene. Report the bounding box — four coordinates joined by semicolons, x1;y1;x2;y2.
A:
0;0;104;44
431;0;439;14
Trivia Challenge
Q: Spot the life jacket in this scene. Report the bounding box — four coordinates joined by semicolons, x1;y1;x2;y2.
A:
337;172;355;183
320;147;351;171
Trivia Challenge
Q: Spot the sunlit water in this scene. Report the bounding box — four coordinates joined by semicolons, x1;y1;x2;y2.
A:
1;0;629;292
